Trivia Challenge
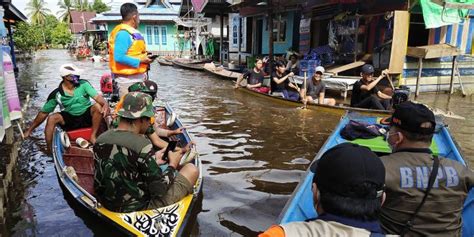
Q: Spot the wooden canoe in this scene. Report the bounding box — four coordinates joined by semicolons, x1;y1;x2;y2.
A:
172;59;209;71
278;112;474;237
238;86;390;117
52;104;203;237
203;63;242;80
157;57;173;66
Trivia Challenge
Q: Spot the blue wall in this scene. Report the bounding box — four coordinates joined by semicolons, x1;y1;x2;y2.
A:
262;11;295;55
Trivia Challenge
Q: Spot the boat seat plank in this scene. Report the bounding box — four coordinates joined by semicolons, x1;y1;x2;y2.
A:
327;61;365;75
64;147;95;195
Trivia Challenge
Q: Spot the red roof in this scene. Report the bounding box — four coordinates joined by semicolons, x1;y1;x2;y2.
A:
69;11;97;33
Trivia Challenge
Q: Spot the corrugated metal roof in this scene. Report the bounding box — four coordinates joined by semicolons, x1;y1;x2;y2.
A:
91;14;178;22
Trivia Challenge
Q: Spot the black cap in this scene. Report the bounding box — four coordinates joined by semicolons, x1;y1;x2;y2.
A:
390;101;435;134
311;143;385;199
361;64;374;74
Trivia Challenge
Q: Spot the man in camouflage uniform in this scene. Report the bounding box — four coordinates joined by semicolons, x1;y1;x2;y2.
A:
93;92;199;212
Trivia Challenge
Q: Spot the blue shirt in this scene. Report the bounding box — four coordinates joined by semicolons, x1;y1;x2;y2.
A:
114;30;140;68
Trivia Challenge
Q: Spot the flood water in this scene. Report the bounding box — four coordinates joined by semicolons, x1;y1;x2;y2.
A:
7;50;474;236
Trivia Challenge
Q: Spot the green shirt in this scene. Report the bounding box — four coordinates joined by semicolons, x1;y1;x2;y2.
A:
93;129;176;212
41;80;98;116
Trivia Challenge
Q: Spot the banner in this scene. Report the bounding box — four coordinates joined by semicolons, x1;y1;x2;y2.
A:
299;18;311;55
229;14;247;52
3;47;21;120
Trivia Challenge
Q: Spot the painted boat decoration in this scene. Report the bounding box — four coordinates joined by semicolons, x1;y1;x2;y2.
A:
52;103;203;237
203;63;242;80
278;112;474;237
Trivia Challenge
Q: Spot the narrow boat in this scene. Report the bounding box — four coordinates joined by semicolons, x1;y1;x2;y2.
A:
278;112;474;237
157;57;173;66
203;63;242;80
238;86;390;116
52;103;203;237
172;58;211;71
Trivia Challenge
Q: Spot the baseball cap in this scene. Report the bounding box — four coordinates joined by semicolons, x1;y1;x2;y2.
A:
390;101;435;134
60;64;83;77
361;64;374;74
117;92;155;119
311;143;385;199
315;66;325;74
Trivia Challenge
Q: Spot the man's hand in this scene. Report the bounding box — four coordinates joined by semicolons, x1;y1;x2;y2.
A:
381;69;389;77
140;56;152;64
101;103;110;118
155;148;167;165
24;129;32;139
172;127;185;135
288;72;295;77
234;83;241;89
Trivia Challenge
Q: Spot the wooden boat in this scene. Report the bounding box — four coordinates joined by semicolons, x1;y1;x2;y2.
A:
238;86;390;116
278;112;474;237
52;103;203;237
203;63;242;80
172;58;212;71
157;57;173;66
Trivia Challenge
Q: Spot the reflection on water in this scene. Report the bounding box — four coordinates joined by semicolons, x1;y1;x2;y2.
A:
8;50;474;236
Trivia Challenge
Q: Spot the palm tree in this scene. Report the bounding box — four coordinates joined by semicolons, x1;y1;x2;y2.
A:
26;0;52;25
74;0;92;11
57;0;74;23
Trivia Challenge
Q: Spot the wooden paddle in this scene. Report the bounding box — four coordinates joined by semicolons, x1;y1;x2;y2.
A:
303;71;307;109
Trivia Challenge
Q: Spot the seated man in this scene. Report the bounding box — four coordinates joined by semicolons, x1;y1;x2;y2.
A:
301;66;336;106
381;101;473;236
24;64;109;153
234;58;270;94
271;61;298;101
93;92;199;212
260;143;386;237
350;64;391;110
285;54;300;75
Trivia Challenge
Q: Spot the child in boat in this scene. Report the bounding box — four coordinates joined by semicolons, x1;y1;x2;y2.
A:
260;143;387;237
271;61;299;101
234;58;270;94
300;66;336;106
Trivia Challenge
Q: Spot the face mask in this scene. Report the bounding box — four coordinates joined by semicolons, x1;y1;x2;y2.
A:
70;75;80;86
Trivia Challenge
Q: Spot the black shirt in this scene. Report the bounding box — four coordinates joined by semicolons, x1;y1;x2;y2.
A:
350;79;379;106
271;72;288;92
243;69;264;85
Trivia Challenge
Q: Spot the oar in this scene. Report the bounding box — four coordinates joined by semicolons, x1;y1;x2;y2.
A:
303;71;307;109
386;72;395;90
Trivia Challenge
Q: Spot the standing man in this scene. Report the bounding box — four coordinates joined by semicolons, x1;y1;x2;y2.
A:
381;102;474;236
260;143;387;237
94;92;199;212
350;64;392;110
109;3;155;97
24;64;109;153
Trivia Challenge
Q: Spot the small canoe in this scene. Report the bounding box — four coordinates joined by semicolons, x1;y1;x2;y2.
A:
203;63;242;80
238;86;390;116
157;57;173;66
52;104;203;237
278;112;474;236
172;60;205;71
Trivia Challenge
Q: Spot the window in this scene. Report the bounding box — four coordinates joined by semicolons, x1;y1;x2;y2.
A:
272;14;287;42
161;27;167;45
153;27;160;45
146;26;153;44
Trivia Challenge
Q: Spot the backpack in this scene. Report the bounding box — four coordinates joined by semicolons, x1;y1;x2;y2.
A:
341;120;385;140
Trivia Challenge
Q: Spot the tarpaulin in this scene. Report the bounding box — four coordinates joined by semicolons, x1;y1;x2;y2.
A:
420;0;473;28
3;47;21;120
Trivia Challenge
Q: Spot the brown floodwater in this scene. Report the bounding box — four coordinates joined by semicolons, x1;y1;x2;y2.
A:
7;50;474;236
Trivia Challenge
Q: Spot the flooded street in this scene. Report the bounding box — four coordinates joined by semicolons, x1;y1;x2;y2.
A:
8;50;474;236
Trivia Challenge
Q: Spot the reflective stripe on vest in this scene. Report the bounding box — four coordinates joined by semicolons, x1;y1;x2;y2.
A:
109;24;148;76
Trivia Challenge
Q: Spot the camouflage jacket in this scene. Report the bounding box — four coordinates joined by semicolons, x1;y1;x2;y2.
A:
93;129;176;212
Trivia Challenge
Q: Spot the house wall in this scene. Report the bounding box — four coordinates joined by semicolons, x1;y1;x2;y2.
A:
106;22;190;55
261;11;295;55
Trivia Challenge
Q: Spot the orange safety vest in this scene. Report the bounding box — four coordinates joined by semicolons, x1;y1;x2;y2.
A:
109;24;148;76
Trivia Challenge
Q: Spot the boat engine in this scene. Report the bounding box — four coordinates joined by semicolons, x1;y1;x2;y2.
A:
100;73;119;103
392;86;410;108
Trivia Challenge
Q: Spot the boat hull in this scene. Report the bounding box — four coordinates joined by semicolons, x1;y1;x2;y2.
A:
52;104;203;237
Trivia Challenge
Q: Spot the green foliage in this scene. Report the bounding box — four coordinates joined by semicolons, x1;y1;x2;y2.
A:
51;22;73;47
92;0;110;13
44;15;60;44
26;0;52;25
74;0;93;11
13;22;43;52
57;0;74;22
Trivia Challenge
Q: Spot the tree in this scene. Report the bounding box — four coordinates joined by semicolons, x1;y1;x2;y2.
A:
13;22;43;52
57;0;74;23
74;0;92;11
25;0;52;25
92;0;110;13
51;22;73;48
44;15;60;45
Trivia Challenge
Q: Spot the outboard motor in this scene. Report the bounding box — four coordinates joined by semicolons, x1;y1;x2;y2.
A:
392;85;410;108
100;73;119;103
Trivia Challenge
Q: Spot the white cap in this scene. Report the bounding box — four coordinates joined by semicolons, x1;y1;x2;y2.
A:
315;66;325;74
60;64;83;77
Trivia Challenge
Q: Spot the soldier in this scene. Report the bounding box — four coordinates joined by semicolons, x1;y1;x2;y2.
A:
93;92;199;212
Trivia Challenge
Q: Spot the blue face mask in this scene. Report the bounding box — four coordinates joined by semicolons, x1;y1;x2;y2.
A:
69;75;80;86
